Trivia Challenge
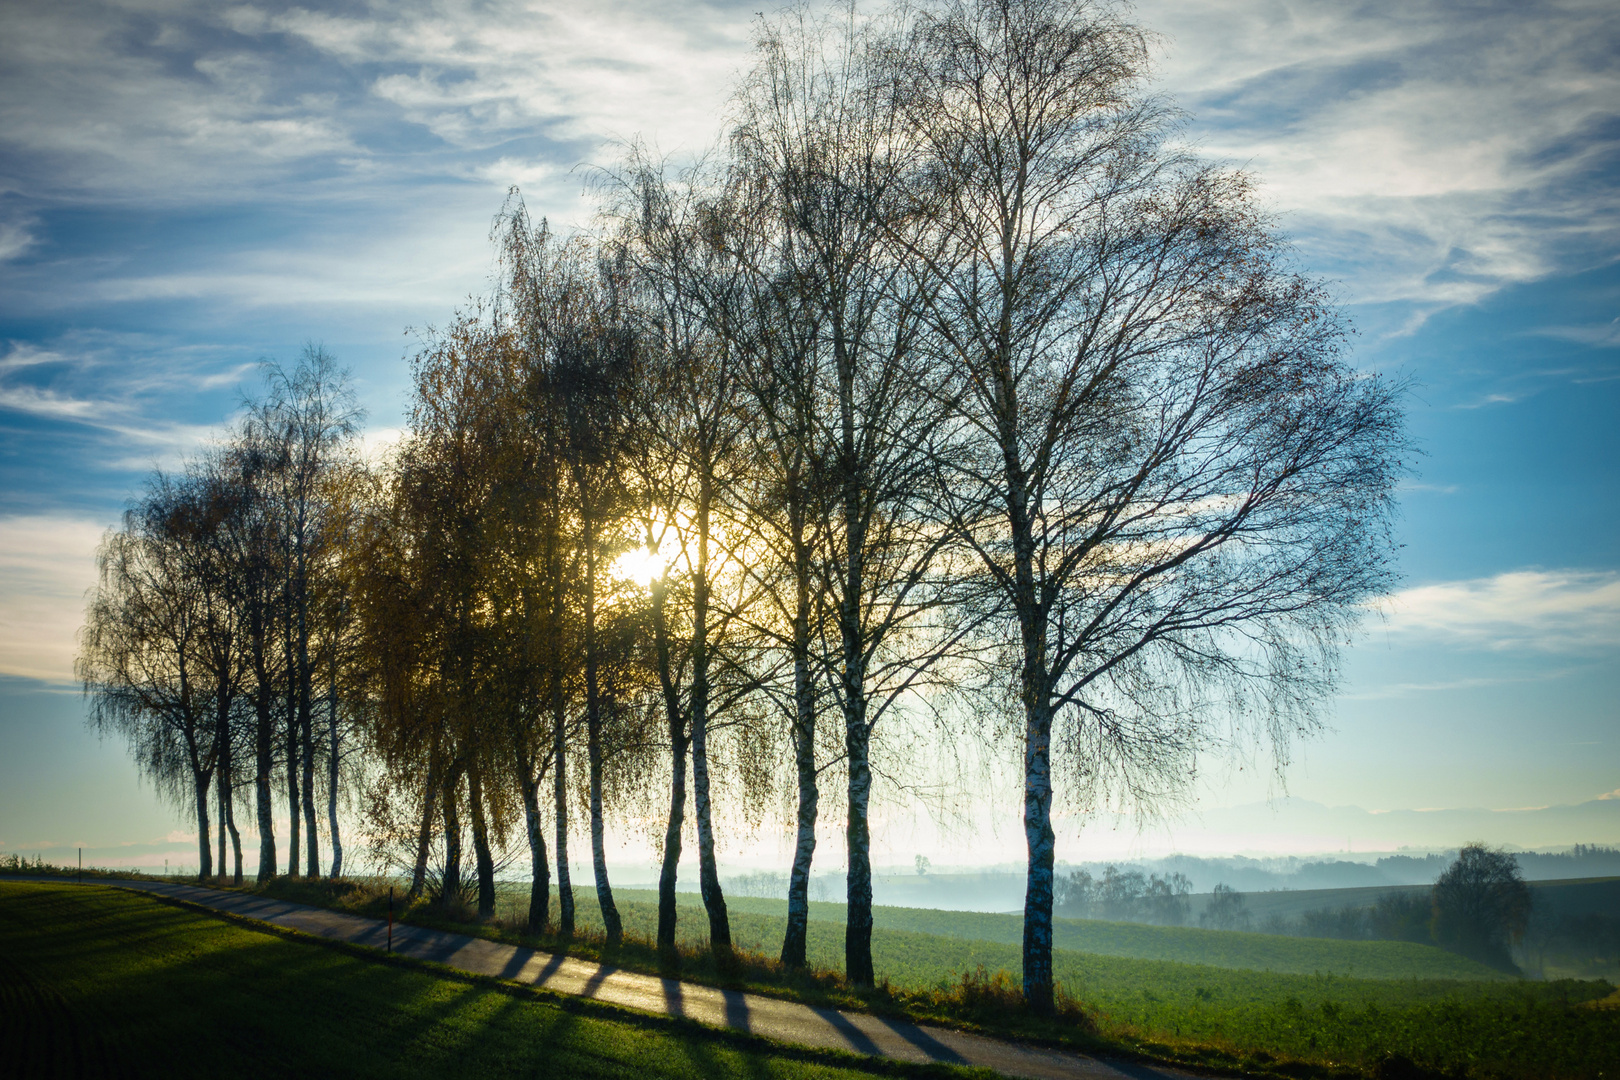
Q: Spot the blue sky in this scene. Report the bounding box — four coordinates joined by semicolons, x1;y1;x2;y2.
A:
1;0;1616;872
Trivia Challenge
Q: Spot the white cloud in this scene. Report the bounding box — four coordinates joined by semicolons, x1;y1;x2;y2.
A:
1338;670;1571;701
0;0;753;206
0;384;103;421
1377;568;1620;652
0;216;36;263
0;337;243;469
1137;0;1620;310
1597;788;1620;801
0;514;112;684
356;425;404;468
1532;318;1620;348
0;342;70;372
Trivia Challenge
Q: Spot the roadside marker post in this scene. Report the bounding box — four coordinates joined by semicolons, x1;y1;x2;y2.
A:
78;848;81;885
388;887;394;953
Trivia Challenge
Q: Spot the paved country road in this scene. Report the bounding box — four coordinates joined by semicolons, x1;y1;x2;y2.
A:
21;878;1211;1080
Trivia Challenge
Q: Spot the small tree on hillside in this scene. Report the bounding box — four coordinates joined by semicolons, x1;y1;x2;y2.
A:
1432;843;1531;971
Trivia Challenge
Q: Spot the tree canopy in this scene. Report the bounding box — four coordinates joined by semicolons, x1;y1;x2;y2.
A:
80;0;1406;1010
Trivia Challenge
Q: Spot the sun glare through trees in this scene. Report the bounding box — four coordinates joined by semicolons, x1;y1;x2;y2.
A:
74;0;1407;1015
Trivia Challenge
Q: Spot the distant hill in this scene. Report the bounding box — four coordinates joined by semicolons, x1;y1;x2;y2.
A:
814;845;1620;914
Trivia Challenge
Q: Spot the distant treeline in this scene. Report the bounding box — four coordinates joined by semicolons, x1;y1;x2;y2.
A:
1057;844;1620;894
1055;866;1195;925
1260;888;1620;979
1058;845;1618;975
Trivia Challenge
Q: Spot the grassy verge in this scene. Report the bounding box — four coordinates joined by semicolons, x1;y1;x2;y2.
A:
0;881;990;1080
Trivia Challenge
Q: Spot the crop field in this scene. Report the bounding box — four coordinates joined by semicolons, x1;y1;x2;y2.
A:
0;881;953;1080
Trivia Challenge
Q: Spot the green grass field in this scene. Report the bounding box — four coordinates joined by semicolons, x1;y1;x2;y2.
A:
505;886;1505;982
0;881;979;1080
744;893;1505;980
11;871;1615;1079
489;886;1616;1078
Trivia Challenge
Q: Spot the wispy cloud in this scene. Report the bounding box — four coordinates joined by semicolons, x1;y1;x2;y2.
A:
0;0;752;208
1531;317;1620;348
1139;0;1620;312
0;215;37;263
0;336;242;481
1375;569;1620;652
0;384;104;421
1338;669;1572;702
0;514;111;684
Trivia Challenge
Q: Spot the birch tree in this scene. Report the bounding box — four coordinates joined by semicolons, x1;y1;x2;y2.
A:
734;7;969;986
80;480;217;881
896;0;1406;1010
608;160;772;956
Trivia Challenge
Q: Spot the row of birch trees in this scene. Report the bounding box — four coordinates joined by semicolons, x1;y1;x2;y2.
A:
79;351;363;886
80;0;1406;1011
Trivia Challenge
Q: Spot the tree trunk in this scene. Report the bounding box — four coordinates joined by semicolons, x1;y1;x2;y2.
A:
439;769;463;908
216;780;226;879
781;582;819;966
836;331;874;987
193;768;213;882
657;738;687;953
548;523;574;937
587;709;618;944
690;484;731;952
468;765;497;919
582;509;621;945
297;541;318;879
327;673;342;878
286;696;300;877
517;742;550;934
301;708;318;878
651;569;687;954
843;693;874;986
215;687;233;882
408;735;442;899
254;685;277;880
1004;419;1057;1014
579;501;622;945
553;687;573;935
691;705;729;954
226;788;243;885
1021;691;1056;1013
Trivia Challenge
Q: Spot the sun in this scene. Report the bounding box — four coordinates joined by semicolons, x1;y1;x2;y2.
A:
612;544;668;587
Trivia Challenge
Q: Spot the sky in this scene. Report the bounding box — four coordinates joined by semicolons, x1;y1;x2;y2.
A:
1;0;1616;877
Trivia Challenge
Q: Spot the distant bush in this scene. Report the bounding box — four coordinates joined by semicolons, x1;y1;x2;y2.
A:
1371;890;1434;944
1523;912;1620;977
